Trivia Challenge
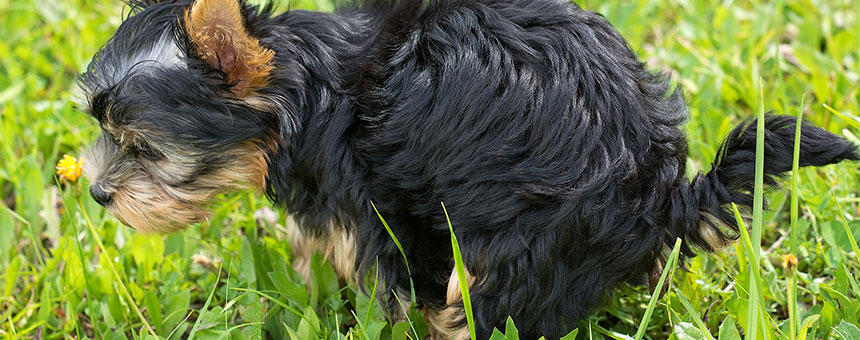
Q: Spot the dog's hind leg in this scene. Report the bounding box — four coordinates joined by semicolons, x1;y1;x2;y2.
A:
423;268;476;340
423;240;633;339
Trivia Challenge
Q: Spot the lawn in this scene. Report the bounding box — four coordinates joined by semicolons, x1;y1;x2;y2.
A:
1;0;859;339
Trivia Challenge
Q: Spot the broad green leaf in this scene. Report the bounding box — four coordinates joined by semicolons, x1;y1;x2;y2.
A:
674;322;707;340
719;316;742;340
505;316;520;339
560;329;579;340
391;321;412;340
489;329;507;340
834;320;860;339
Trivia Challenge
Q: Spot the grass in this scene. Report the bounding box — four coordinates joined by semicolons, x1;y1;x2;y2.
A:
1;0;860;338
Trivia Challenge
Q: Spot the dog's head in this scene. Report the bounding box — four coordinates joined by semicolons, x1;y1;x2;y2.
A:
78;0;285;232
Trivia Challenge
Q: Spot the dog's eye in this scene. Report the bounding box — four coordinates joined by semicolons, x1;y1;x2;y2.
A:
133;143;164;162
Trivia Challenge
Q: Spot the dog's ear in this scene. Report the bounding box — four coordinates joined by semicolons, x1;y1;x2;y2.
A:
185;0;275;96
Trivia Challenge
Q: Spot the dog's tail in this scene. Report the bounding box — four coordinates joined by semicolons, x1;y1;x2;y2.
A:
668;115;858;254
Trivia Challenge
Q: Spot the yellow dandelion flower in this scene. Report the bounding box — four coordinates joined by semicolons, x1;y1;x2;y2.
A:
782;253;798;272
56;154;83;184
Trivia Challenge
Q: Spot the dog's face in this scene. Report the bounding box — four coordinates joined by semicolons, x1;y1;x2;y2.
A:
79;0;279;232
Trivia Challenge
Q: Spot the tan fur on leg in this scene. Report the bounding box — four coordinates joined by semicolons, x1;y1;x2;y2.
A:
423;267;477;340
446;267;477;305
424;307;470;340
285;216;313;283
285;216;358;284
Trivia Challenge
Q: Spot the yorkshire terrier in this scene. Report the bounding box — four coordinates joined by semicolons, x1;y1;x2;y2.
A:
78;0;859;338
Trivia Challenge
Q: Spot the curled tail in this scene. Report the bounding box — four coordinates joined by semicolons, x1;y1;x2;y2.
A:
668;115;859;255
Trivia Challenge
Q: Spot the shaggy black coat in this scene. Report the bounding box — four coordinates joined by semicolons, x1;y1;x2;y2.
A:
259;1;857;337
88;0;859;338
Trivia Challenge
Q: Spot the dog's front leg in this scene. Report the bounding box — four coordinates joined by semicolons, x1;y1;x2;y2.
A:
284;216;359;286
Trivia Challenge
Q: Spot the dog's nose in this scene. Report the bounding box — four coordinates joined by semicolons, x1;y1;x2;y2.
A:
89;184;112;206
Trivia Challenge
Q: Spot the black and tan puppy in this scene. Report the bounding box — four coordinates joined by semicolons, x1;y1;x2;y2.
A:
78;0;858;338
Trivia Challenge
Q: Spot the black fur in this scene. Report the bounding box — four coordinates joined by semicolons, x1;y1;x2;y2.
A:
80;0;859;338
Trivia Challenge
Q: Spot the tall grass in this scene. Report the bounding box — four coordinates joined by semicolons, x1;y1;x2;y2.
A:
787;95;805;340
444;202;477;340
1;0;859;339
744;80;768;340
634;238;683;340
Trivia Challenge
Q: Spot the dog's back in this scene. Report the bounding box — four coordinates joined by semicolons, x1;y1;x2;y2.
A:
332;1;696;337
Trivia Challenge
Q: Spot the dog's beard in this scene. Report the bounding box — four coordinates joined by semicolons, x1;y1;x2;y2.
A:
83;141;269;232
109;173;208;232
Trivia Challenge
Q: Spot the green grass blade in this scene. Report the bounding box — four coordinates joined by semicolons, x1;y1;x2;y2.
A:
840;263;860;299
55;180;101;337
229;287;304;317
188;265;222;340
787;95;805;340
790;96;804;257
364;258;380;331
831;195;860;262
165;310;195;340
76;196;157;337
371;201;417;302
370;202;420;340
592;322;635;340
371;202;411;276
823;103;860;129
391;291;420;340
672;287;716;340
634;237;682;340
225;321;265;333
3;206;44;266
442;202;476;340
786;272;798;340
731;203;769;340
350;310;368;339
743;79;767;340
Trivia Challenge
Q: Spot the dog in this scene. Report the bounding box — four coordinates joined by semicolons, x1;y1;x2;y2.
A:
78;0;859;338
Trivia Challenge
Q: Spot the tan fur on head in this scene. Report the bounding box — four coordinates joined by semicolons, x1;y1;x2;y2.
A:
108;171;208;233
83;141;268;233
185;0;275;95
